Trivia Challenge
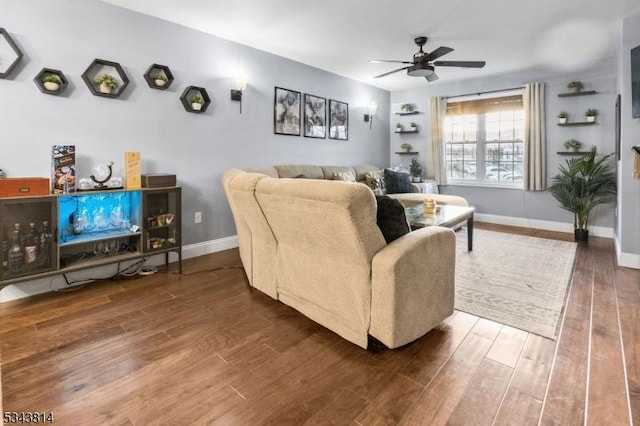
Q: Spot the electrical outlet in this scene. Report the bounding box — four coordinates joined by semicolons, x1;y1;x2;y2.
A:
195;211;202;223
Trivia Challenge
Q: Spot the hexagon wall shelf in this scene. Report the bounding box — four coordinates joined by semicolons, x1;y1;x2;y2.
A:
180;86;211;113
144;64;174;90
81;58;130;98
34;68;69;95
0;28;24;78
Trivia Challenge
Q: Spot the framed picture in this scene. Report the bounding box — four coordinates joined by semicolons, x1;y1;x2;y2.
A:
615;93;621;160
632;45;640;118
274;87;301;136
303;94;327;138
329;99;348;140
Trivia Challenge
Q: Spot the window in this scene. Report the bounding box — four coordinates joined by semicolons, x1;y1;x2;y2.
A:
444;91;524;186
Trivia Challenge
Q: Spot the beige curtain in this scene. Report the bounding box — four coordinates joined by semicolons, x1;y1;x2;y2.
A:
428;96;447;184
523;83;546;190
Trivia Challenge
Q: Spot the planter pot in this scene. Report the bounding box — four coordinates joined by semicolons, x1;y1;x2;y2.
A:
410;127;417;131
43;82;60;91
411;176;421;183
575;229;589;242
99;83;112;94
395;128;402;133
587;116;596;122
192;103;203;111
558;118;567;124
566;146;577;152
154;79;166;87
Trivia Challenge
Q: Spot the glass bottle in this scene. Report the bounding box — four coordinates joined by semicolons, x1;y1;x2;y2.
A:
24;222;39;265
8;230;23;273
40;221;52;265
2;238;9;271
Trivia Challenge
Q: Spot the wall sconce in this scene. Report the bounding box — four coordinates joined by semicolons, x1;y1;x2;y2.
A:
230;74;247;113
364;102;378;129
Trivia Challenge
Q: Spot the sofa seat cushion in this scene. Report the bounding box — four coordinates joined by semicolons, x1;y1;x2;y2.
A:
375;196;410;243
387;192;469;208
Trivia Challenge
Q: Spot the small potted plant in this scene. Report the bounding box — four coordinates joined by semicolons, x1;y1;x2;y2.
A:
585;108;598;122
42;74;62;91
409;158;422;183
567;81;584;93
191;94;204;111
410;122;418;131
400;143;412;153
395;123;402;133
93;73;118;94
153;73;168;87
558;111;568;124
401;103;413;113
563;139;582;152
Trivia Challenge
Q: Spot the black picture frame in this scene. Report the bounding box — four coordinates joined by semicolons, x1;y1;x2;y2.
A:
615;93;621;160
632;45;640;118
329;99;349;140
274;87;301;136
303;94;327;138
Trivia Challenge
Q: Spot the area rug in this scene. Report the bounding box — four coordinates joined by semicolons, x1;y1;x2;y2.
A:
454;228;577;339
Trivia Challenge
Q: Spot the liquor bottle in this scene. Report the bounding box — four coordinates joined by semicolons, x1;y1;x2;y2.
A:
24;222;39;265
40;221;52;265
8;230;23;273
2;239;9;271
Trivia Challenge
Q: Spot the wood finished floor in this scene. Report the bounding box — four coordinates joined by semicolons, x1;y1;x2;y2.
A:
1;223;639;425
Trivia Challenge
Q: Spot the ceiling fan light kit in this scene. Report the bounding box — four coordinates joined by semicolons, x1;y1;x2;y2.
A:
370;36;485;82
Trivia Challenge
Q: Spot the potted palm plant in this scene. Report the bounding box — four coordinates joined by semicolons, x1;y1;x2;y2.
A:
409;158;422;183
548;147;616;241
93;73;118;94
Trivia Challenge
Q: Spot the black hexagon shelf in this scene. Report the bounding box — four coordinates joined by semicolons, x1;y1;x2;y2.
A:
144;64;174;90
180;86;211;113
34;68;69;95
81;58;130;98
0;28;24;79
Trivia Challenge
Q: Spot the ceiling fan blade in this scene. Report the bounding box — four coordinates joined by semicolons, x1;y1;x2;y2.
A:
369;59;414;64
425;72;439;82
373;66;411;78
425;46;454;61
433;60;486;68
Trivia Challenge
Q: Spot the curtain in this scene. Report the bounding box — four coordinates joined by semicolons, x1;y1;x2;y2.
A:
428;96;447;185
523;83;546;190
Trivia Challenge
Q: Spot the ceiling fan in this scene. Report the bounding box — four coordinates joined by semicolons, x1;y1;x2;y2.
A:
369;36;486;82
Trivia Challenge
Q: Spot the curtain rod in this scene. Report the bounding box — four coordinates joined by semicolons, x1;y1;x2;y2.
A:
444;86;525;100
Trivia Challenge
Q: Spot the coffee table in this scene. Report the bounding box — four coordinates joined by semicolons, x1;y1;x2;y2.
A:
405;204;475;251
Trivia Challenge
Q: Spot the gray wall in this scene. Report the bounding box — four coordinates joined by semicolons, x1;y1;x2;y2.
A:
390;62;617;230
0;0;390;245
0;0;390;300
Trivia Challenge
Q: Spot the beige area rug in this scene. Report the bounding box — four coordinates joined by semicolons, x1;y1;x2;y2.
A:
454;228;577;340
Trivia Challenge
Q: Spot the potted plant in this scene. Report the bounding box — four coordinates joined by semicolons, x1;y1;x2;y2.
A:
401;103;413;113
42;74;62;91
191;94;204;111
93;73;118;94
567;81;584;93
548;146;616;242
585;108;598;122
153;73;168;87
400;143;412;153
558;111;568;124
409;122;418;131
409;158;422;183
395;123;402;133
563;139;582;152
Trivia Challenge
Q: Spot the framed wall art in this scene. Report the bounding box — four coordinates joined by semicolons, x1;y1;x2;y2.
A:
274;87;301;136
329;99;348;140
616;93;621;160
632;45;640;118
304;93;327;138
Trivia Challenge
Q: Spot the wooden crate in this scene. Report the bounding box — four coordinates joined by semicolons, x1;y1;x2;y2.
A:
0;178;50;197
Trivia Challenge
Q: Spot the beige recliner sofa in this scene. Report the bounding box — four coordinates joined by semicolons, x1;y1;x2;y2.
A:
222;166;456;349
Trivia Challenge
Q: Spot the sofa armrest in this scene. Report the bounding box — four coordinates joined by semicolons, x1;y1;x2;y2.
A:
369;226;455;348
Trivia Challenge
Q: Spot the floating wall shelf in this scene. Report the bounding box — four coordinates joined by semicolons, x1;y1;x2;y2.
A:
144;64;174;90
395;151;419;155
557;121;596;126
395;129;419;134
557;151;588;155
81;58;130;98
557;91;597;98
395;111;421;115
34;68;69;95
0;28;24;78
180;86;211;113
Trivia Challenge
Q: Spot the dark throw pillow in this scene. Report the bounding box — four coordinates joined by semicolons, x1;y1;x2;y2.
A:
375;195;410;243
384;168;413;194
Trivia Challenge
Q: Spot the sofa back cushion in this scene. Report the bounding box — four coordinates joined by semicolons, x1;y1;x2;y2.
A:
321;166;357;181
384;168;414;194
375;195;411;243
255;178;386;347
275;165;324;179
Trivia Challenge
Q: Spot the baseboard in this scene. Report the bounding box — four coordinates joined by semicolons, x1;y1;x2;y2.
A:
474;213;614;239
0;235;240;303
614;233;640;269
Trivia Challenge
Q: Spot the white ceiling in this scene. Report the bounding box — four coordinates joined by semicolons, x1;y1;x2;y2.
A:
100;0;640;92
